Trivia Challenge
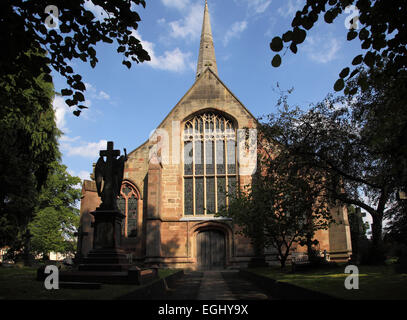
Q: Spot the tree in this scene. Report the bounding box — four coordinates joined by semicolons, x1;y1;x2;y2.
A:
264;87;402;263
1;0;150;116
0;53;60;249
29;161;81;259
269;0;407;94
218;132;333;268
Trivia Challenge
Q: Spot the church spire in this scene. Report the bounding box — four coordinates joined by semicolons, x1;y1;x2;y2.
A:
196;0;218;79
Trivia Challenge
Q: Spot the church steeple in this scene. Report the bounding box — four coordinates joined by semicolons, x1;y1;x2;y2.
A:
196;0;218;79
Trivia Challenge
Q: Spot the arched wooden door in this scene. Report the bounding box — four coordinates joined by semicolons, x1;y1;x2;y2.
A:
197;230;226;270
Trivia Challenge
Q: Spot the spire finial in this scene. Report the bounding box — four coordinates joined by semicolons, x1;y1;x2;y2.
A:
196;0;218;79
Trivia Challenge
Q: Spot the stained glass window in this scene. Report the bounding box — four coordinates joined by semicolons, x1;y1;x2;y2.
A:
206;140;214;174
183;112;238;215
184;178;193;215
195;178;204;215
195;140;204;175
184;141;193;175
216;140;225;174
206;177;215;214
127;196;138;238
227;139;236;174
117;197;126;235
116;182;139;237
228;176;237;200
217;177;226;210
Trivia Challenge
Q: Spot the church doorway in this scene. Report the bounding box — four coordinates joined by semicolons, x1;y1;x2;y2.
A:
196;230;226;270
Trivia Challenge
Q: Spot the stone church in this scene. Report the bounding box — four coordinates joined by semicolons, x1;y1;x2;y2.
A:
78;1;352;269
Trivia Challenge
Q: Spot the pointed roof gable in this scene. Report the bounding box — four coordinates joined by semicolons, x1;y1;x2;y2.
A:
196;0;218;79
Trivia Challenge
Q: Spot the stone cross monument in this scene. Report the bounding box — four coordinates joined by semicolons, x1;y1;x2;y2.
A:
91;141;127;251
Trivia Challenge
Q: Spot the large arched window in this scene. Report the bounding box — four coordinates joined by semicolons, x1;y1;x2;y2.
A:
116;182;139;237
183;112;237;215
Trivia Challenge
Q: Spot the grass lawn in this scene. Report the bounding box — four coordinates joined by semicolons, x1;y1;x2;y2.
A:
248;264;407;300
0;266;178;300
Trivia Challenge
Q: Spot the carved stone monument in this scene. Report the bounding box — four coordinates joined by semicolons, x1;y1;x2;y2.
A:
55;141;158;285
81;141;129;267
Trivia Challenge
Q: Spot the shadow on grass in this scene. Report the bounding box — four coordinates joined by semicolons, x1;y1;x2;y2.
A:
248;264;407;300
0;266;178;300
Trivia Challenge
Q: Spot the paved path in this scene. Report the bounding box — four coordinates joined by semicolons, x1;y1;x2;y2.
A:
164;270;272;300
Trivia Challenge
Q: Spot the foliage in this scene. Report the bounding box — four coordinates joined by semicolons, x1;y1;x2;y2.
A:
0;0;150;116
29;161;81;258
218;131;333;268
264;85;403;263
269;0;407;94
0;52;60;248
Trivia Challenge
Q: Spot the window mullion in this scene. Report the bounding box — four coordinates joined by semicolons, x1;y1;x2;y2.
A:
125;196;128;237
203;119;207;215
192;120;196;216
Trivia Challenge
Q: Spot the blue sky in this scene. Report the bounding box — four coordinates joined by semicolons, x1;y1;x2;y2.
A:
51;0;363;183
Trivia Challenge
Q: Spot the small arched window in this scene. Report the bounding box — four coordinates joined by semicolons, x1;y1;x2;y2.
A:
183;112;238;215
116;182;139;237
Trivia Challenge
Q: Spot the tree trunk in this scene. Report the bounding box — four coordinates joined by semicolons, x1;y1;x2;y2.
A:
280;256;286;269
371;214;383;247
370;213;385;264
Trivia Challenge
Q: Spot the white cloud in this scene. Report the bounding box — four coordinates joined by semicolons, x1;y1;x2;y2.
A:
168;3;203;40
68;169;91;182
238;0;271;14
61;139;108;159
53;95;69;133
161;0;190;10
278;0;304;18
303;35;341;64
250;0;272;14
85;83;111;100
84;0;107;20
99;91;110;100
59;135;80;143
224;20;248;46
132;30;194;72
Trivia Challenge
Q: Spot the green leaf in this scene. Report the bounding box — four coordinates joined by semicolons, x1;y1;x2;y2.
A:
361;40;371;50
122;60;131;69
282;31;293;43
349;69;359;79
363;52;375;67
61;89;73;96
359;28;369;40
292;28;306;44
73;91;85;102
270;37;283;52
302;17;314;30
349;87;358;95
271;54;282;67
334;78;344;91
43;74;53;83
290;42;298;54
347;30;358;41
339;67;350;78
324;10;334;23
73;110;81;117
352;55;363;65
65;99;75;106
